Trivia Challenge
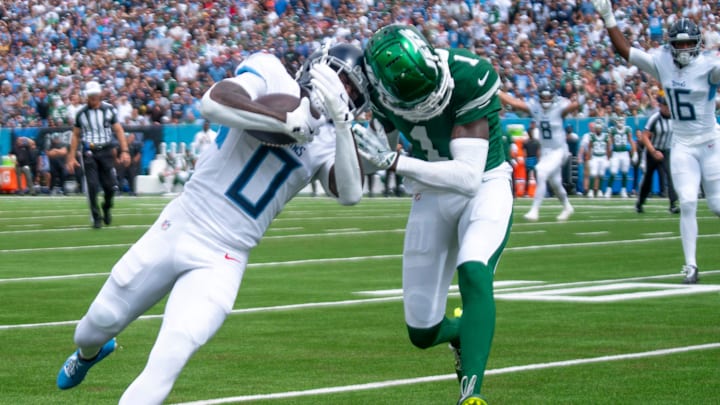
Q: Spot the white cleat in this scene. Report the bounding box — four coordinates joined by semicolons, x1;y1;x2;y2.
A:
523;210;539;222
605;188;612;198
556;205;574;221
620;189;628;198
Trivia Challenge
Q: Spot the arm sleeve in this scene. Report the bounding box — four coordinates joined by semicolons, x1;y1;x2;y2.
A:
394;137;488;197
199;89;293;134
628;48;660;79
330;122;363;205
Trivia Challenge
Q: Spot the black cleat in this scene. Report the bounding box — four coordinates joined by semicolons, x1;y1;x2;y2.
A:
635;202;644;213
669;205;680;214
102;206;112;225
93;219;102;229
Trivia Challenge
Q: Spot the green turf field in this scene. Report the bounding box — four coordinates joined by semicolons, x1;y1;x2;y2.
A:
0;194;718;404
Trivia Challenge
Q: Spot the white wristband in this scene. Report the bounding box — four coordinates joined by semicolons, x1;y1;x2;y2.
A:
604;13;617;28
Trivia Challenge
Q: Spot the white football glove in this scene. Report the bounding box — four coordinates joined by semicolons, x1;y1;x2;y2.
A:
284;97;326;144
352;119;399;170
631;152;639;165
310;63;353;124
591;0;616;27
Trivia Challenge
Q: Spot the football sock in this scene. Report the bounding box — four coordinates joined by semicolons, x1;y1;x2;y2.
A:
406;316;460;349
531;175;547;211
457;260;496;392
679;200;698;267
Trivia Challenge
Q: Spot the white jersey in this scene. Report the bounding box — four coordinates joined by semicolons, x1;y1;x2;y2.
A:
527;97;570;152
630;47;720;145
179;52;336;250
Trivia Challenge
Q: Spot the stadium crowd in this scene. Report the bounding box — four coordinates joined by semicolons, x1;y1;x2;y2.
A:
1;0;720;129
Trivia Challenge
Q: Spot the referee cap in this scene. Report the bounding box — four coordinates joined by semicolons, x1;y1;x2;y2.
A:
85;81;102;96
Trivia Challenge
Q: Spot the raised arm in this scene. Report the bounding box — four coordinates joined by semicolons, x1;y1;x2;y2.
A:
498;91;531;113
591;0;630;60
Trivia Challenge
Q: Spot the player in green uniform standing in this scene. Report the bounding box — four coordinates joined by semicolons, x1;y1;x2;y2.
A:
606;115;636;198
353;24;513;405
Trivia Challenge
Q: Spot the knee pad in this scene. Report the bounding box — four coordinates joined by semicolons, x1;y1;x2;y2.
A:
407;323;441;349
680;199;697;215
86;298;124;331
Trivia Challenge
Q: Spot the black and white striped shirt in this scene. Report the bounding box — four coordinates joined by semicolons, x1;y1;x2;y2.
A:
74;102;119;146
644;110;672;151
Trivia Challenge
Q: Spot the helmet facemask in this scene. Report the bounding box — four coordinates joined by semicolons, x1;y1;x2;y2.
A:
668;19;702;67
297;44;371;119
539;87;555;110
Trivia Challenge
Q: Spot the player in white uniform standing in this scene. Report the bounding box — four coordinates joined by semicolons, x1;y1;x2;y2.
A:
593;0;720;284
500;85;580;221
55;44;370;403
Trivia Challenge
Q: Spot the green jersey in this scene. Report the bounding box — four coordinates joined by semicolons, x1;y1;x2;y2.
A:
610;126;632;152
589;132;609;157
371;48;505;171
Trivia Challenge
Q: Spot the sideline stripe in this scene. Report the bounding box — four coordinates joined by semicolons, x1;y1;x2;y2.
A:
173;343;720;404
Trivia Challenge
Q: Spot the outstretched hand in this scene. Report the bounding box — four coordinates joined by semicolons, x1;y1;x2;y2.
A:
352;119;399;171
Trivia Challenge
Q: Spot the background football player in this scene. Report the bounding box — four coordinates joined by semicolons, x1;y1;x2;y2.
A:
353;24;512;405
593;0;720;284
606;114;636;198
586;118;611;198
56;44;370;404
499;83;580;221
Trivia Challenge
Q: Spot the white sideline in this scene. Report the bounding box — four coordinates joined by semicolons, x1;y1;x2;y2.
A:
173;342;720;404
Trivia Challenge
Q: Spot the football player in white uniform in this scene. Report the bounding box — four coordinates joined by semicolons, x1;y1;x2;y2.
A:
586;119;611;198
606;115;636;198
593;0;720;284
499;84;580;221
55;44;370;403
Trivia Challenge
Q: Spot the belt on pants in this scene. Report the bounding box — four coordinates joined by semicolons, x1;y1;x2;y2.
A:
88;143;113;152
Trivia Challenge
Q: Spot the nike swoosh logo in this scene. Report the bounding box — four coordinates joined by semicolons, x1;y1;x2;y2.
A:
224;253;242;263
477;71;490;87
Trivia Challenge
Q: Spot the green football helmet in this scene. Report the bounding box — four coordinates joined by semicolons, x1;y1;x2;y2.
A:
364;24;454;121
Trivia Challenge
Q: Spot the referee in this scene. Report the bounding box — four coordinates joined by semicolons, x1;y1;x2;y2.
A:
636;97;678;214
66;81;130;228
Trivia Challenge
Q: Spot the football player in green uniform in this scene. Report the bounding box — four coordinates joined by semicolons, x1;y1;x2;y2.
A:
606;115;636;198
353;24;513;405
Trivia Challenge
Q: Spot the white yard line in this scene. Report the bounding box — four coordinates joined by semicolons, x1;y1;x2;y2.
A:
3;270;718;330
3;232;718;254
172;342;720;404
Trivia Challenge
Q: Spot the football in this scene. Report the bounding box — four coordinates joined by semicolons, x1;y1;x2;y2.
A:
245;93;303;147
